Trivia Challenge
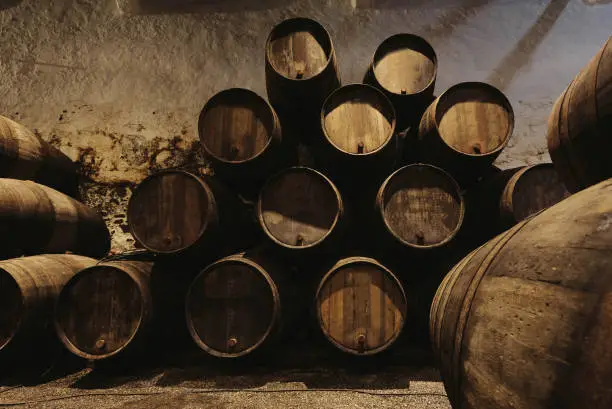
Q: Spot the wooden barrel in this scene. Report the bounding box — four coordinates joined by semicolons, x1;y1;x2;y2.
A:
418;82;514;175
0;116;77;196
257;167;344;254
127;169;251;256
265;17;341;144
315;257;407;356
364;33;437;129
55;261;154;361
547;37;612;193
320;84;397;179
0;255;97;362
185;253;287;358
430;179;612;409
198;88;291;190
0;179;110;259
375;164;464;252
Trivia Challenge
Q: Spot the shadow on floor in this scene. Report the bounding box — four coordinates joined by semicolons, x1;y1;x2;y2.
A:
116;0;293;14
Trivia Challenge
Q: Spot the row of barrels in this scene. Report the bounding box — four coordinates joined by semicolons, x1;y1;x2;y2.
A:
126;164;569;259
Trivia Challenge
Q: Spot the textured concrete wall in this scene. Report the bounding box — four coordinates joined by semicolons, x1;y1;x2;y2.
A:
0;0;610;251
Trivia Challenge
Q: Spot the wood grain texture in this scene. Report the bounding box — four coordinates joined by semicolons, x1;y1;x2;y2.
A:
0;255;96;357
377;164;464;249
430;179;612;409
268;27;329;80
128;170;213;254
547;37;612;192
258;167;342;249
55;261;153;361
322;84;395;154
316;257;407;355
186;254;280;358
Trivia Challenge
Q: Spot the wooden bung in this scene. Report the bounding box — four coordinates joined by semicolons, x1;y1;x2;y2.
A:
430;179;612;409
315;257;407;356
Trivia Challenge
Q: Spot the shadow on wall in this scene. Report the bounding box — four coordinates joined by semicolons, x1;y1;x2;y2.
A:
0;0;22;10
487;0;571;90
117;0;292;14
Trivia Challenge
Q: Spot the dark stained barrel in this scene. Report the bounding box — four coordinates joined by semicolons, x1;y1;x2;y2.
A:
265;17;341;144
547;37;612;193
127;169;251;256
0;179;110;259
364;33;437;129
257;167;344;254
186;253;290;358
0;116;77;196
0;255;96;363
198;88;291;191
418;82;514;175
55;261;154;361
319;84;397;179
375;164;464;252
315;257;407;356
430;179;612;409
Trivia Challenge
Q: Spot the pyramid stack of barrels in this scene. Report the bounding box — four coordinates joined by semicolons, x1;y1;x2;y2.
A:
1;17;611;406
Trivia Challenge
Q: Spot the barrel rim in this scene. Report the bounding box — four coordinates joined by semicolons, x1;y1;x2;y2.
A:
431;81;515;157
185;255;280;358
198;88;279;165
370;33;438;97
54;263;148;361
315;256;407;356
265;17;335;81
321;83;397;156
127;169;216;255
376;163;465;249
257;166;343;250
0;268;24;352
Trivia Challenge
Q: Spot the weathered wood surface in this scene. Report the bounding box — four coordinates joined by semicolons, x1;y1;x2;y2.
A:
0;255;96;361
430;179;612;409
547;37;612;192
0;179;110;259
316;257;407;356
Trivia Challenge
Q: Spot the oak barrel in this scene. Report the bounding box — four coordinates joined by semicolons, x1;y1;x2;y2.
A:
198;88;291;190
319;84;397;179
0;179;110;259
315;257;407;356
55;260;155;361
0;116;77;196
127;169;251;256
430;179;612;409
0;255;96;362
257;167;344;254
265;17;341;144
418;82;514;174
375;164;464;252
547;37;612;193
364;33;437;129
186;252;289;358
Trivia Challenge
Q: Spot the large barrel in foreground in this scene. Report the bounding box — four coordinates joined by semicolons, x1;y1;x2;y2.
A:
430;179;612;409
547;37;612;193
0;255;97;363
418;82;514;176
0;179;110;258
315;257;407;356
0;116;77;196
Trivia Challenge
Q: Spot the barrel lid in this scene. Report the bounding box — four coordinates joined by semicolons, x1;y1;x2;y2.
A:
266;17;334;81
55;264;147;360
321;83;396;155
258;167;342;250
127;169;215;254
371;33;437;96
377;164;464;249
316;257;407;355
186;256;279;358
0;269;23;352
198;88;277;164
432;82;514;157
